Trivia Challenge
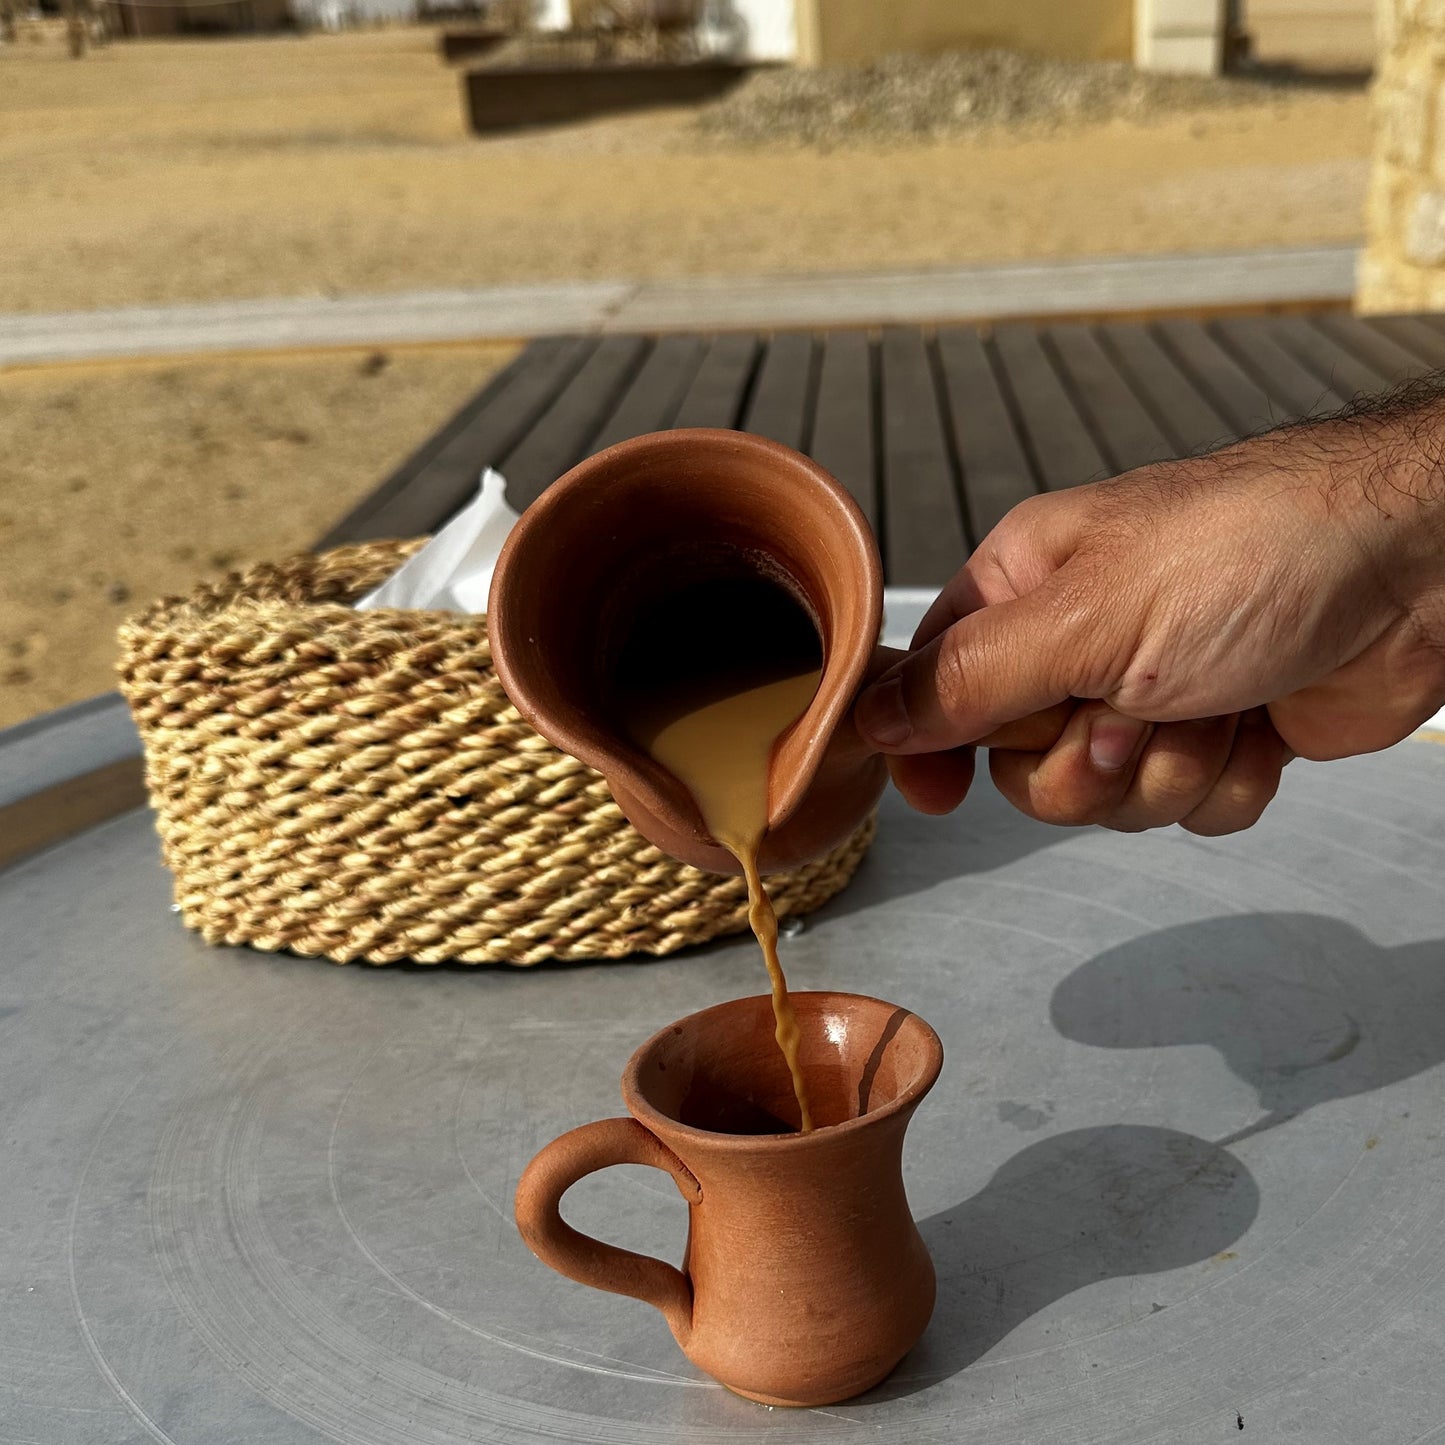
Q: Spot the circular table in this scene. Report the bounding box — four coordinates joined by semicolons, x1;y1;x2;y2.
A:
3;716;1443;1443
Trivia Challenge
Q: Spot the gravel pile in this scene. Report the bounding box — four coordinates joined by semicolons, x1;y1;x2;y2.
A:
696;50;1285;145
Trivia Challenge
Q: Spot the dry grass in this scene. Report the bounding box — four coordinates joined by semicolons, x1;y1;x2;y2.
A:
0;27;1371;314
0;343;514;725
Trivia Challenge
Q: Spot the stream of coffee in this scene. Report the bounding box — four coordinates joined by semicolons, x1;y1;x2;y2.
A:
628;670;820;1132
615;576;824;1133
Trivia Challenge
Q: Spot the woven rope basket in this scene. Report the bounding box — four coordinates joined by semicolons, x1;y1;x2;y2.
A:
116;540;875;966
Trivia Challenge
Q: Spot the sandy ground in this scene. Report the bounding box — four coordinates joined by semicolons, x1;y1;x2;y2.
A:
0;344;514;726
0;27;1373;726
0;29;1370;313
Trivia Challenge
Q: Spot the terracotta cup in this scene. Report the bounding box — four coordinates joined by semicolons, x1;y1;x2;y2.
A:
514;991;943;1407
487;428;889;875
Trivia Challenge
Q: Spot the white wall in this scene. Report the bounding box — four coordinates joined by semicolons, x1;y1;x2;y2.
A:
722;0;797;60
523;0;797;56
1135;0;1225;72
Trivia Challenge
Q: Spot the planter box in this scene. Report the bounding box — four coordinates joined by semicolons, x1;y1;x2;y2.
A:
439;27;508;63
462;61;750;133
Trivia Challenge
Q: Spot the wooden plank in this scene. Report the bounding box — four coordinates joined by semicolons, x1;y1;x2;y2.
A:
0;757;146;873
1097;323;1235;457
499;333;651;509
671;332;762;430
1044;323;1176;475
1209;316;1347;419
808;330;878;536
1266;314;1392;400
1357;314;1445;370
1402;312;1445;349
878;328;969;586
742;332;817;451
317;335;592;545
588;334;706;454
990;323;1109;489
934;326;1036;540
1312;313;1437;388
1152;318;1283;438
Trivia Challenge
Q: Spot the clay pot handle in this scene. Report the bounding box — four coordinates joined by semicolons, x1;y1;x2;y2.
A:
514;1117;700;1343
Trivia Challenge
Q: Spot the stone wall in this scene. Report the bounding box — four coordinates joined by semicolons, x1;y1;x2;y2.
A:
1360;1;1445;311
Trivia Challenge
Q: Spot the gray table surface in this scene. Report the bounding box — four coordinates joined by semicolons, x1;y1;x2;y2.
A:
2;739;1443;1444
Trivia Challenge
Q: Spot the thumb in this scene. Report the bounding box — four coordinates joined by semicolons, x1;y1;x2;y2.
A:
856;587;1085;754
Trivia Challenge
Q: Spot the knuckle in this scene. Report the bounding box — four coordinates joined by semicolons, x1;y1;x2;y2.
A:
932;628;979;728
1139;733;1226;809
1027;774;1114;828
1182;775;1279;837
994;489;1052;533
989;753;1102;827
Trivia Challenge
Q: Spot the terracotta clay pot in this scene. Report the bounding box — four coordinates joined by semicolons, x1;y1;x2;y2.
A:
486;428;890;875
514;991;943;1407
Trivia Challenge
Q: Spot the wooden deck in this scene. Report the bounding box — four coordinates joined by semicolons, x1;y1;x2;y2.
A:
6;306;1444;875
324;311;1445;587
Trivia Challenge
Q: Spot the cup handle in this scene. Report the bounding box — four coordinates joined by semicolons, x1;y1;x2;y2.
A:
514;1116;699;1343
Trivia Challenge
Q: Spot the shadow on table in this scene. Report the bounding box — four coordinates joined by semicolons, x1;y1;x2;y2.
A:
820;777;1064;920
853;1123;1258;1401
1049;912;1445;1147
849;909;1443;1401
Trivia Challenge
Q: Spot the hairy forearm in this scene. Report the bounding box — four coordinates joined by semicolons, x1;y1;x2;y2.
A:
1261;377;1445;640
1313;373;1445;505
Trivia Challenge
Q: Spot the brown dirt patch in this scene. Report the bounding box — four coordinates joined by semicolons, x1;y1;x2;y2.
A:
0;343;514;725
0;29;1370;313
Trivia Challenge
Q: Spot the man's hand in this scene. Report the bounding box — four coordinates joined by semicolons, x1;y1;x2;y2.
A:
857;401;1445;835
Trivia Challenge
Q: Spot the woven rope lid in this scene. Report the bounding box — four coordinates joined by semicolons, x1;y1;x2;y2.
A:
116;540;874;966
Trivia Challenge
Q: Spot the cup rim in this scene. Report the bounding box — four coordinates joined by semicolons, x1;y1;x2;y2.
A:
620;990;943;1148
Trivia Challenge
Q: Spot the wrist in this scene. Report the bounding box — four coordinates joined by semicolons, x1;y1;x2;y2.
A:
1367;402;1445;649
1302;395;1445;644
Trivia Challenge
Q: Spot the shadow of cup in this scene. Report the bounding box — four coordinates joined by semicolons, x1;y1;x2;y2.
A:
860;1123;1259;1398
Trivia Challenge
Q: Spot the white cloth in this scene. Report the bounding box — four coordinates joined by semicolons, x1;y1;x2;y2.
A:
354;469;518;615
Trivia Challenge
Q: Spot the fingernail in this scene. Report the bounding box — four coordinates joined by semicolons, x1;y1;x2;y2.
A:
857;676;912;747
1088;714;1151;772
